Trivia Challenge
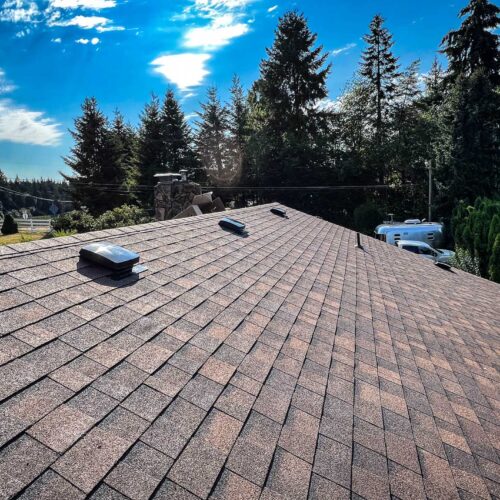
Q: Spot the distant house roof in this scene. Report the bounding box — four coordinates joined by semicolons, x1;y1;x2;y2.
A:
0;203;499;499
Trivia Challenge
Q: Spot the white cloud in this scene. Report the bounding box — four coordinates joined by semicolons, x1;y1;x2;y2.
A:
0;0;39;22
0;99;63;146
331;42;357;57
50;14;110;28
267;4;277;12
151;53;211;90
0;69;16;94
51;37;62;42
75;36;99;44
184;14;249;50
95;23;123;31
49;0;117;9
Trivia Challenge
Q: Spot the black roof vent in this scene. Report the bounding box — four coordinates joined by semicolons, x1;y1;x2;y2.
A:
219;217;246;234
80;242;140;279
434;261;453;271
271;207;287;217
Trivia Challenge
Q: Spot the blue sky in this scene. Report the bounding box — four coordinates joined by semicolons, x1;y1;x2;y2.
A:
0;0;466;180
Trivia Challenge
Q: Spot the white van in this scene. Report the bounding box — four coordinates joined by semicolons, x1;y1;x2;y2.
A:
374;220;444;248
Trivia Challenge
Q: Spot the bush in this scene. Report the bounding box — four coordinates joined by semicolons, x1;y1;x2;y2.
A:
353;202;383;235
1;213;18;235
94;205;151;230
489;234;500;283
52;205;152;234
52;210;96;233
450;247;481;276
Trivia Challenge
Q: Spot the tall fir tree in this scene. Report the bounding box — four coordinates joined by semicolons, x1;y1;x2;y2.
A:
137;95;164;204
228;75;249;184
110;110;139;202
434;69;500;212
161;89;197;175
360;14;400;184
441;0;500;86
63;97;128;214
251;10;330;186
195;87;231;185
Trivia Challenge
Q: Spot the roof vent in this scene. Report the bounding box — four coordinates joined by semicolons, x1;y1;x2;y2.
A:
219;217;246;234
80;242;141;279
271;207;287;217
434;261;453;271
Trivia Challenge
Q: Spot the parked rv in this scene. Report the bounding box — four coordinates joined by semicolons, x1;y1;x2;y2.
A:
396;240;455;264
374;219;444;248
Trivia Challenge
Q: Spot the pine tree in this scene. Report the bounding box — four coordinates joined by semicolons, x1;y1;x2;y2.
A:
161;89;193;173
195;87;231;185
251;10;330;186
137;95;164;204
435;70;500;212
110;111;139;203
423;58;446;107
360;14;400;183
441;0;500;86
489;233;500;282
228;75;249;184
63;97;126;214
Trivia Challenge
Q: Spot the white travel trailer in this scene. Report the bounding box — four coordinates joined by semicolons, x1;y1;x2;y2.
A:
374;219;445;248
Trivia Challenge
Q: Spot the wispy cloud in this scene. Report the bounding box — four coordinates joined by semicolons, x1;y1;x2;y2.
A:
0;0;39;23
1;0;124;32
184;13;249;50
331;42;356;57
151;53;211;90
49;14;119;29
49;0;117;9
75;36;100;44
51;36;62;42
153;0;254;91
0;99;63;145
0;68;16;94
267;5;277;13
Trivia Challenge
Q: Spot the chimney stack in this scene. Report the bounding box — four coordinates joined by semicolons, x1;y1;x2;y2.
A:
154;172;202;221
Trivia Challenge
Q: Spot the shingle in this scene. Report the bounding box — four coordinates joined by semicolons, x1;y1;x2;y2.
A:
0;203;499;500
141;397;206;458
53;427;130;493
168;409;242;498
0;435;58;498
105;442;173;500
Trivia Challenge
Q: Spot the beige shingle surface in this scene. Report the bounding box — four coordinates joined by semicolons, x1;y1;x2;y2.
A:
0;203;499;499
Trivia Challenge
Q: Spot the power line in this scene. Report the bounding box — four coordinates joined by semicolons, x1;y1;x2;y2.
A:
0;185;73;204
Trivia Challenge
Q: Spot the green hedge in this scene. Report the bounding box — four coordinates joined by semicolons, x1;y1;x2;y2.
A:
52;205;152;234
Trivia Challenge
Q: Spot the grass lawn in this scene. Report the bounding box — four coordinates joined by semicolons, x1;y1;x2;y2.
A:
0;232;48;246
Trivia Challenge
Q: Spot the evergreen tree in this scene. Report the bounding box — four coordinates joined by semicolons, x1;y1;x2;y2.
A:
360;14;400;183
63;97;126;214
423;58;447;107
195;87;231;185
489;233;500;282
137;95;164;204
110;111;139;203
434;70;500;211
251;10;331;186
441;0;500;86
228;75;249;184
161;89;196;174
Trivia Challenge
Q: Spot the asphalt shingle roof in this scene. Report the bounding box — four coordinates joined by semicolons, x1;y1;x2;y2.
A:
0;202;499;500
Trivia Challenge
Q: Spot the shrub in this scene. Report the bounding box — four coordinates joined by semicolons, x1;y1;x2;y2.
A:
52;205;152;234
450;247;481;276
94;205;151;230
52;210;96;233
353;202;383;235
1;214;18;235
489;234;500;283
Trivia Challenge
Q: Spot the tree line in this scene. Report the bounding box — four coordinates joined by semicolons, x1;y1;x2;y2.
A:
2;0;499;231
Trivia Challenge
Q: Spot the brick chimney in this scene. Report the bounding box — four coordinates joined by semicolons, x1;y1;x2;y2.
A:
154;171;202;221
